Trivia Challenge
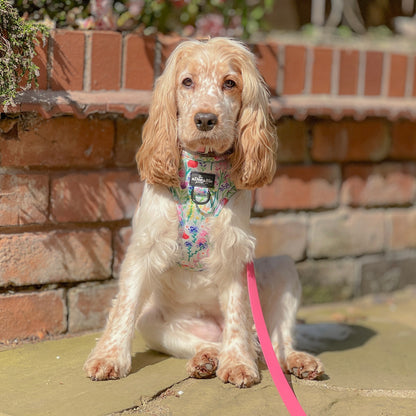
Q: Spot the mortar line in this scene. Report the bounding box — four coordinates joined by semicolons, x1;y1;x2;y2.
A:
84;32;92;92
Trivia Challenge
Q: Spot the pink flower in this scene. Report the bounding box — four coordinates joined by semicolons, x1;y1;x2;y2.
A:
188;160;198;168
90;0;116;30
196;14;226;37
128;0;144;17
76;16;96;29
196;238;207;246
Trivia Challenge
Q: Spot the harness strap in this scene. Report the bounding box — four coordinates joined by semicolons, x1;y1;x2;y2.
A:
170;150;237;271
247;262;307;416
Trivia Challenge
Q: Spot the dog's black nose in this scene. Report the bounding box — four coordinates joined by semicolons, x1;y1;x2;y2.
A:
194;113;218;131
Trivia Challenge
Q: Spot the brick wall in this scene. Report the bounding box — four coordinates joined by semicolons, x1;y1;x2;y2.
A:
0;115;144;342
252;117;416;303
1;30;416;342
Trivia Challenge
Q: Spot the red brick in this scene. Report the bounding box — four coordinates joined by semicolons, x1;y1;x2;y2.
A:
0;230;112;287
18;103;52;119
342;163;416;207
51;173;101;222
312;119;389;162
124;34;155;90
256;165;340;210
113;226;132;278
252;42;279;95
0;290;66;341
390;121;416;159
276;119;308;163
283;45;306;95
0;174;49;226
35;35;49;90
311;46;332;94
250;214;307;261
339;49;359;95
101;170;142;221
0;117;114;168
51;30;85;91
51;170;142;223
115;117;144;167
387;209;416;250
91;31;122;91
388;53;407;97
68;282;118;332
364;51;383;96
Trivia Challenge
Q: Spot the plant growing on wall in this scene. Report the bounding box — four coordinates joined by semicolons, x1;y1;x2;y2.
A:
0;0;49;108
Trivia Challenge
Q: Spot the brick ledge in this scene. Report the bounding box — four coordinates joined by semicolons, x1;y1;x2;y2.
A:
2;90;153;119
272;95;416;121
3;90;416;121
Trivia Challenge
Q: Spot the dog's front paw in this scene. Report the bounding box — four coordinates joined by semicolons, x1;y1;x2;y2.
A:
186;347;219;379
84;353;131;381
286;351;324;380
217;363;260;388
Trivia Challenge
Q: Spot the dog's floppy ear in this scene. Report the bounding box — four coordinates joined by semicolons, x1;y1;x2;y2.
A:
136;45;183;187
230;45;277;190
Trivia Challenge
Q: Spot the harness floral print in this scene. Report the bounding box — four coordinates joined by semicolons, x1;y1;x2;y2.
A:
170;150;238;271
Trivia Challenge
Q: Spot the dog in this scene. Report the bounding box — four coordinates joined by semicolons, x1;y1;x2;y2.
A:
84;38;323;387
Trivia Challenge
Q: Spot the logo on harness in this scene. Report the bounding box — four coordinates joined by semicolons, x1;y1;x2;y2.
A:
190;172;216;205
190;172;216;188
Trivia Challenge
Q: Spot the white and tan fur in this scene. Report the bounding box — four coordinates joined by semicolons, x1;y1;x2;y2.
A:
84;38;323;387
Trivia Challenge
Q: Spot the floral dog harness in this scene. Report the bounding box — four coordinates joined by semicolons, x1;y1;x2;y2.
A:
170;150;238;271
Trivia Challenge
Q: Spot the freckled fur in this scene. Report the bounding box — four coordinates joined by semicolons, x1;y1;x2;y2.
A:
84;38;323;387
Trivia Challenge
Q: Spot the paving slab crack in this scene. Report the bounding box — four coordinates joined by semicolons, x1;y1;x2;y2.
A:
146;376;191;402
109;377;192;415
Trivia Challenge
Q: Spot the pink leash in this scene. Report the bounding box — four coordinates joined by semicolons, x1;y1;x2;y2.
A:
247;262;307;416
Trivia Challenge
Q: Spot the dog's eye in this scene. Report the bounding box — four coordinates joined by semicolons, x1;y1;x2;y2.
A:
223;79;236;90
182;78;193;88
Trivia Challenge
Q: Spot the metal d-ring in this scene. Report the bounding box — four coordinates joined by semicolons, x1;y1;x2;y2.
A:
191;188;211;205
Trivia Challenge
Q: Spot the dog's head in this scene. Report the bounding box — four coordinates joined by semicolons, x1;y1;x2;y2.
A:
137;38;277;189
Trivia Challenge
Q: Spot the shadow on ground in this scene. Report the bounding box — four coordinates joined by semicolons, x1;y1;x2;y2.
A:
296;322;376;354
130;350;169;375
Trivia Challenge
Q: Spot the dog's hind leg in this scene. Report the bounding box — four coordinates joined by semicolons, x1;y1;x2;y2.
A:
138;302;222;379
255;256;324;380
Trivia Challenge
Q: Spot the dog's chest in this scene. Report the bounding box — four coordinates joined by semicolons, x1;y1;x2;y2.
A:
170;151;237;271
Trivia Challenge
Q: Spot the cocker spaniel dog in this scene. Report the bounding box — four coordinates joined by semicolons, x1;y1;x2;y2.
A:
84;38;323;387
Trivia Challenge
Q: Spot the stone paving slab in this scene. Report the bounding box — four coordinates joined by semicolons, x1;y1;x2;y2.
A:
0;335;186;416
0;287;415;416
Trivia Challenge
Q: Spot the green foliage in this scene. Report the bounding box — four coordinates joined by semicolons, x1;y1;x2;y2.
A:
12;0;90;28
12;0;274;40
0;0;49;107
